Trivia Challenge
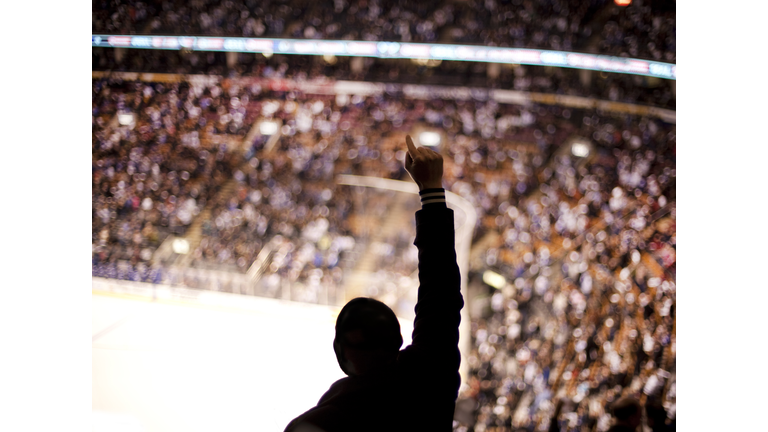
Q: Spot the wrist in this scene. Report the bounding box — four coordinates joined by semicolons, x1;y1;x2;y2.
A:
418;188;446;208
419;181;443;191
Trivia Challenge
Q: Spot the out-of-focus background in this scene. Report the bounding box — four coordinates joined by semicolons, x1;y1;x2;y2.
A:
90;0;676;430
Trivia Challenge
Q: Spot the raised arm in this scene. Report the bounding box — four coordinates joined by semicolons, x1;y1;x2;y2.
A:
404;135;463;364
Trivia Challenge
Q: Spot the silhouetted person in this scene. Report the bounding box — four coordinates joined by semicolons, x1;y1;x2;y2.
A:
645;401;674;432
548;398;565;432
607;397;642;432
284;136;464;432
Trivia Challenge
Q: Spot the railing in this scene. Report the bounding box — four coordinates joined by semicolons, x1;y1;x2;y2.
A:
93;258;341;305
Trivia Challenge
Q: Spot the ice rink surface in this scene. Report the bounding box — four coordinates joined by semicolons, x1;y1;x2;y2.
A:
93;291;413;432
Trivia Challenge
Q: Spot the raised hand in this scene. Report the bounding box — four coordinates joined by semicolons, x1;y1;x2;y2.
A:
404;135;443;191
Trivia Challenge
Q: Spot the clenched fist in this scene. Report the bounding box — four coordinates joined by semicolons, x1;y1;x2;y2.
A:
404;135;443;191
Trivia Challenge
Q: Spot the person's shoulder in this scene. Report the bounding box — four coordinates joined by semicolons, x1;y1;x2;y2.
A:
327;376;352;392
317;376;351;404
394;345;417;368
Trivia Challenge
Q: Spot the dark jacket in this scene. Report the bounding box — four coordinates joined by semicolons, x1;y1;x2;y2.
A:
285;205;464;432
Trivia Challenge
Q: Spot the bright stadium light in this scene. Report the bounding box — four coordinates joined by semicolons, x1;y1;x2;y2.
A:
412;58;443;68
259;120;280;135
483;270;506;289
571;142;590;157
118;112;135;126
172;238;190;254
323;54;337;64
419;131;441;147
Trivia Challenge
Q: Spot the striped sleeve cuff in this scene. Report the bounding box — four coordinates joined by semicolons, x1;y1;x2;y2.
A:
419;188;447;208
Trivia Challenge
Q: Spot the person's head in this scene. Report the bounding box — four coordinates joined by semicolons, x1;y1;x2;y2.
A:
644;401;667;430
610;396;641;429
333;297;403;377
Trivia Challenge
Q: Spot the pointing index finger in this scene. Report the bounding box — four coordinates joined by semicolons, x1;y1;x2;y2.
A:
405;135;418;157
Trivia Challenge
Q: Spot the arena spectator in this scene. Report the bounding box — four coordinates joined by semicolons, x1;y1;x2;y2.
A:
607;396;641;432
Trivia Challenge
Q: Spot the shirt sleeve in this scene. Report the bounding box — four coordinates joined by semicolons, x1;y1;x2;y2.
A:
418;188;448;208
409;195;464;373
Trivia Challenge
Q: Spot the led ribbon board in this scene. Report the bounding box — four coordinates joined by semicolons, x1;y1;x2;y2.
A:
93;35;676;80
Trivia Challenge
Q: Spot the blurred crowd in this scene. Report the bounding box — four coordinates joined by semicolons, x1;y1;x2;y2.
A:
93;0;674;62
187;92;428;304
92;78;246;277
91;72;675;430
452;112;675;430
92;48;676;110
597;2;675;62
